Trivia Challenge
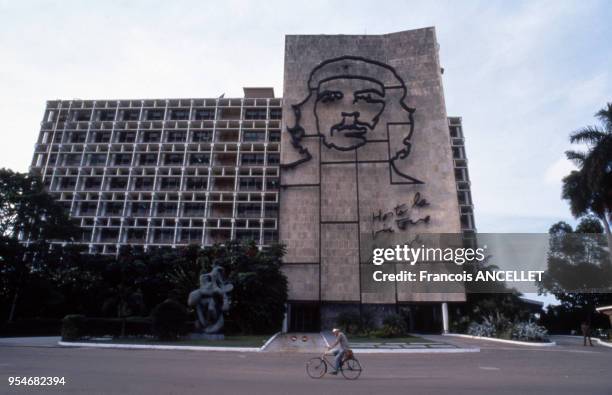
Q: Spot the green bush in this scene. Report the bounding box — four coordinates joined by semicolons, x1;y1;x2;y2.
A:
151;299;188;341
336;311;361;334
380;313;407;337
511;321;549;342
61;315;86;341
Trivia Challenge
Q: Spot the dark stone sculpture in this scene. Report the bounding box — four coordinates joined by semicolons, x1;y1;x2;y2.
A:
187;264;233;335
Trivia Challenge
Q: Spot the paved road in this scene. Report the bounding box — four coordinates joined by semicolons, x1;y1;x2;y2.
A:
1;336;611;394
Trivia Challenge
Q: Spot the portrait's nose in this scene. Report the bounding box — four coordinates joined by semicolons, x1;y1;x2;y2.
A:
341;111;360;124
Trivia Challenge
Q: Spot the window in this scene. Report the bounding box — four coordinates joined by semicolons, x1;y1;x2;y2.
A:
269;131;280;142
64;154;81;166
164;153;184;166
266;178;279;190
267;154;280;165
105;202;124;215
237;203;261;218
185;178;207;190
79;201;98;215
160;177;180;190
139;153;157;166
243;131;264;142
194;109;215;120
109;178;127;190
89;154;107;166
70;132;86;143
122;110;140;121
192;130;212;142
183;203;205;216
133;177;153;190
93;132;111;143
244;109;267;120
169;109;189;120
113;154;132;166
98;110;116;121
270;109;282;119
57;177;74;189
156;202;177;216
166;131;186;142
239;178;262;191
84;178;101;190
142;132;160;143
189;153;209;165
241;153;264;165
117;132;136;143
146;109;164;121
131;202;150;216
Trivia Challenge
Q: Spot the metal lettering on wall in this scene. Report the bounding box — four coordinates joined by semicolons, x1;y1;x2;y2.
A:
371;192;431;238
282;56;423;185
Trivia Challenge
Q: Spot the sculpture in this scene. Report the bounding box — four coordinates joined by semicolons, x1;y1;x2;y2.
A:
187;264;233;334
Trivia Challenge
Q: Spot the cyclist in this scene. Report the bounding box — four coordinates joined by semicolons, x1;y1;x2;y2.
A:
326;328;350;375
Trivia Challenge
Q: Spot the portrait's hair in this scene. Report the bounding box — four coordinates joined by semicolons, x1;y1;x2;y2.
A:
283;55;416;172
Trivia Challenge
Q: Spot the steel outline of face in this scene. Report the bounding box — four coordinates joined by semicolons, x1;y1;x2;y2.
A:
283;55;422;185
314;76;387;151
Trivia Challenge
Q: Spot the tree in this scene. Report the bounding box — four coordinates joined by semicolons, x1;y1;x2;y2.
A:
0;169;80;322
562;103;612;264
539;217;612;327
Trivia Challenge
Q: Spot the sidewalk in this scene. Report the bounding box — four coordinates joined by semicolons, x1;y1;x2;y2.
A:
0;336;61;348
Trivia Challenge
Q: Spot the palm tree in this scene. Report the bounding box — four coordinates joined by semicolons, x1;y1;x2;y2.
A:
563;103;612;263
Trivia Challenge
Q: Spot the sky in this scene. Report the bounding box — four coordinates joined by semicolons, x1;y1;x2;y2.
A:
1;0;610;236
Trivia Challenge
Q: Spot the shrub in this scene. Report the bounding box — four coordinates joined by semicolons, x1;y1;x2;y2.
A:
61;315;86;341
151;299;188;341
467;321;496;337
336;311;361;334
511;321;549;342
380;313;407;337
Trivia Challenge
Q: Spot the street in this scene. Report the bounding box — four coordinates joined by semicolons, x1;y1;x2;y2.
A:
1;336;611;394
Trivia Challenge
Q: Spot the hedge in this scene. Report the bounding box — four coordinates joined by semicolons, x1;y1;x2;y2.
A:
61;315;194;341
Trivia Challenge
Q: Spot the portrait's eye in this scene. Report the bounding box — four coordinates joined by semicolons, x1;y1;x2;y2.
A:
318;91;343;103
354;89;383;103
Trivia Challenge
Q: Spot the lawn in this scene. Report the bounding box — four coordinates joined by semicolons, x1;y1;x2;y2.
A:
72;335;273;348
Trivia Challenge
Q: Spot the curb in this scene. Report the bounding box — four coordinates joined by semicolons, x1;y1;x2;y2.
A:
260;332;281;351
58;332;282;353
554;335;612;349
352;347;480;354
444;333;556;347
58;341;261;352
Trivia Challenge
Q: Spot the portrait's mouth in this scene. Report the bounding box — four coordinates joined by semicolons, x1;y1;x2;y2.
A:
330;123;369;139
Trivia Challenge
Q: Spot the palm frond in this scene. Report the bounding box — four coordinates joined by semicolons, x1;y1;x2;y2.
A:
564;150;586;166
569;126;606;145
595;102;612;132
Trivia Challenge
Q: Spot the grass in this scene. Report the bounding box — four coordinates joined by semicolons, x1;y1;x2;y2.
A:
348;335;432;344
72;335;273;348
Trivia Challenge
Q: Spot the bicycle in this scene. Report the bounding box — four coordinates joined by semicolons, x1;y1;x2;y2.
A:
306;350;362;380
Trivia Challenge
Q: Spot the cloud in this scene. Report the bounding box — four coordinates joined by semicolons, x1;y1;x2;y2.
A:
544;156;577;185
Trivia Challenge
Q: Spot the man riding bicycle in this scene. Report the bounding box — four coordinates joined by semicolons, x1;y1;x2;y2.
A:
326;328;350;375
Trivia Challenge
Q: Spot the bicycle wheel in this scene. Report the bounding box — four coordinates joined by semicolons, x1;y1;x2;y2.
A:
341;358;362;380
306;357;327;379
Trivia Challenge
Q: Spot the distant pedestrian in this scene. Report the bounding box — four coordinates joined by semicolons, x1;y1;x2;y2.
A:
580;321;593;347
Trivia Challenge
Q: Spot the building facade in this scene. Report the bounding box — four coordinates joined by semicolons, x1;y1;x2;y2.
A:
30;28;475;332
30;89;282;255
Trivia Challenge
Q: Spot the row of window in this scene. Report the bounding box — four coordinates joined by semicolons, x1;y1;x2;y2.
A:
47;152;279;168
42;130;281;144
56;176;279;192
47;108;282;123
85;228;279;244
76;201;278;217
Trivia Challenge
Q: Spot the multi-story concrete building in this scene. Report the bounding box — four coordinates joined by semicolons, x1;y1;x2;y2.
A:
30;88;282;255
29;27;475;332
